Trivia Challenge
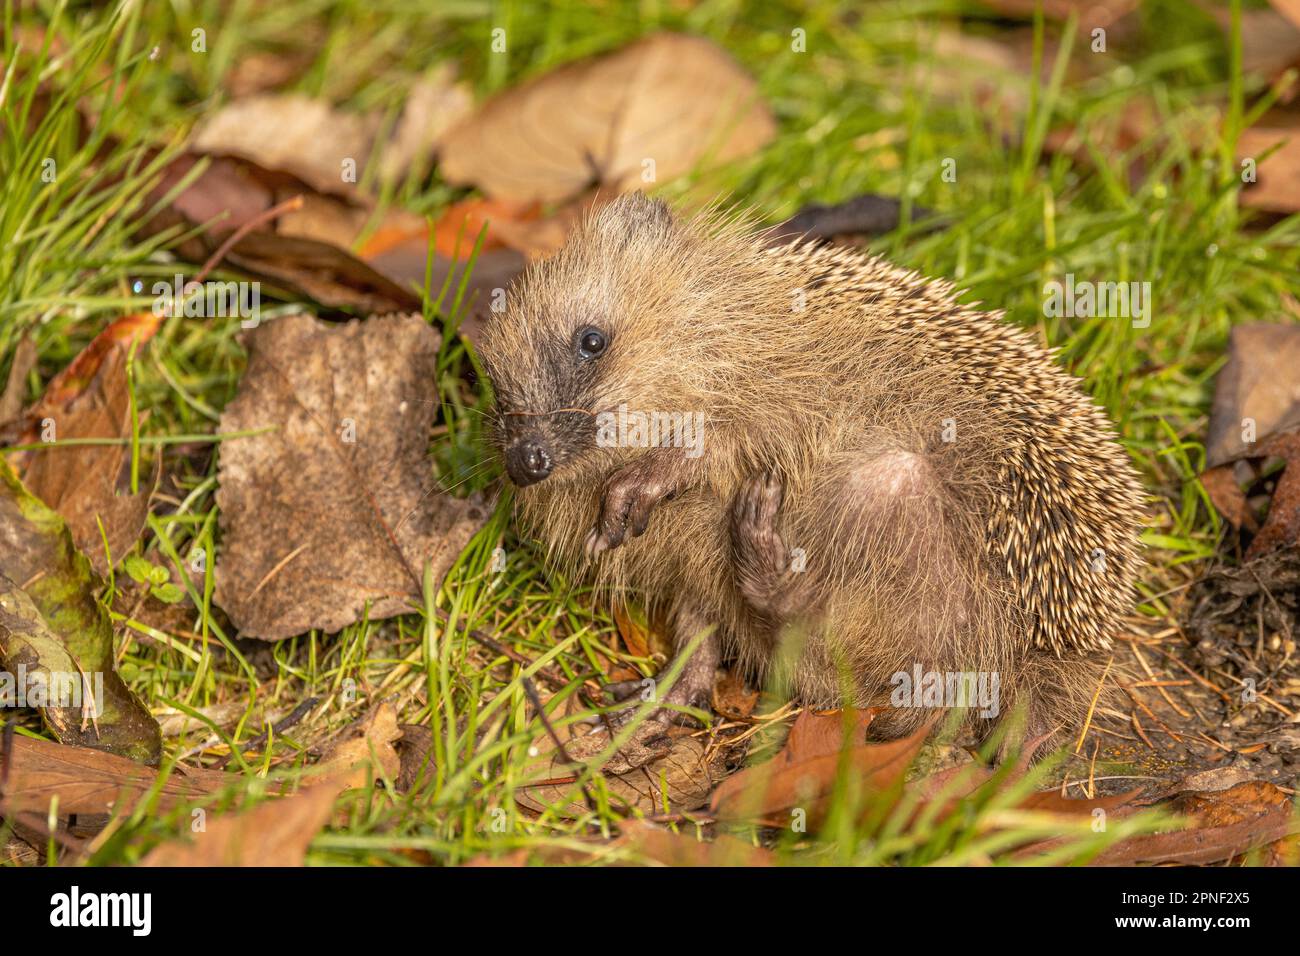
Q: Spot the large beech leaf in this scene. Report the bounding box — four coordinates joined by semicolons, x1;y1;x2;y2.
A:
439;33;775;203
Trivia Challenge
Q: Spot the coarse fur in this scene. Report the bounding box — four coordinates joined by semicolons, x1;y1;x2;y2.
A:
480;192;1146;748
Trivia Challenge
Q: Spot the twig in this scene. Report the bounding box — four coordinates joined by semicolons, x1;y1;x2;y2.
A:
193;194;305;285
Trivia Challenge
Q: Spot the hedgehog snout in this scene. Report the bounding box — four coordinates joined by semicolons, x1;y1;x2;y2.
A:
505;436;553;486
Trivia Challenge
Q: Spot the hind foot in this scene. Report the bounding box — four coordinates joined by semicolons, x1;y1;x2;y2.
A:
599;608;719;773
731;471;808;620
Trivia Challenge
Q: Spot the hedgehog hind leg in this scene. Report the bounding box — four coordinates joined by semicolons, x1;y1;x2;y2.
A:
735;448;1003;736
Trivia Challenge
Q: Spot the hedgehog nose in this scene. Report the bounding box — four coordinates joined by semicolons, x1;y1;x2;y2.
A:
506;439;553;486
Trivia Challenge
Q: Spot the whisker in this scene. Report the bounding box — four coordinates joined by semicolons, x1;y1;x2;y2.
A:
504;407;598;418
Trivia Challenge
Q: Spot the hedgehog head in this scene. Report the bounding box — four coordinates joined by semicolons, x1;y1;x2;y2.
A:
481;192;740;488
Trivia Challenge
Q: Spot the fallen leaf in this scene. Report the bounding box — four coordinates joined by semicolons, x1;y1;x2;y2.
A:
25;311;164;423
223;48;312;98
1237;7;1300;90
192;93;382;195
1273;0;1300;31
140;781;337;867
0;734;224;819
1239;126;1300;213
462;820;773;866
20;345;155;574
140;152;422;315
0;457;161;762
1198;323;1300;555
440;33;775;203
612;601;652;658
312;703;402;788
976;0;1137;24
194;67;472;192
709;713;928;828
395;723;435;792
609;819;773;866
214;313;487;639
379;65;475;184
1203;324;1300;468
1090;781;1298;865
139;703;400;866
515;720;729;817
428;197;541;260
1016;786;1143;815
781;707;879;762
712;671;760;720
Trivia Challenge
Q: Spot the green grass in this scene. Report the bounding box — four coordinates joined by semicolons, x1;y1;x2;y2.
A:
0;0;1292;865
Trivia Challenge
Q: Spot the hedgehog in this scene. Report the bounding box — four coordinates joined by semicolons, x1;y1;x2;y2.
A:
480;192;1145;768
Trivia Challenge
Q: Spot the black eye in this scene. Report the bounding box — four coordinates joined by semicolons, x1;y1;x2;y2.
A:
577;327;607;359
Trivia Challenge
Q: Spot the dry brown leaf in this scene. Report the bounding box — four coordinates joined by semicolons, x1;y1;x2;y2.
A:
395;723;435;792
781;707;879;762
1203;324;1300;469
312;703;402;788
712;671;760;720
9;310;164;443
0;734;226;820
1197;323;1300;555
1089;781;1298;865
20;346;154;574
191;93;383;195
514;691;733;817
463;819;772;866
515;720;729;817
1237;7;1300;89
412;194;599;263
709;713;929;828
214;313;487;639
440;32;775;203
380;65;475;183
140;152;421;315
223;49;312;98
1239;126;1300;213
1017;786;1143;815
612;602;652;658
425;197;542;260
140;704;401;866
193;67;471;192
1273;0;1300;31
608;819;773;866
140;783;338;867
976;0;1137;24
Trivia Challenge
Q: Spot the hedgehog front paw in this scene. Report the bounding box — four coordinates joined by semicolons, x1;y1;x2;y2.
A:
584;455;682;556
